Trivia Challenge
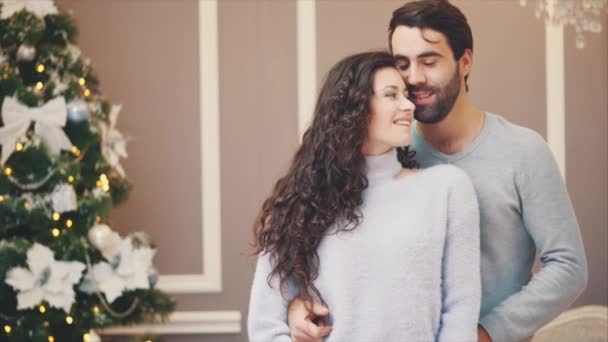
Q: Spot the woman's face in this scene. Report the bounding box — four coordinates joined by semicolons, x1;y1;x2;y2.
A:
362;67;415;156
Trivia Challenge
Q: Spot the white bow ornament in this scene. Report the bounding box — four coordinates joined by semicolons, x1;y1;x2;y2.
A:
0;96;72;165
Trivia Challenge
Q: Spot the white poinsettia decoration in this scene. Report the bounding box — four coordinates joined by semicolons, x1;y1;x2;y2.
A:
0;0;58;19
5;243;85;312
98;105;128;177
80;236;155;303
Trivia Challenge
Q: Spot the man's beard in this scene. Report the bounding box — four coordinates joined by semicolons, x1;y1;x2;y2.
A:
411;65;462;124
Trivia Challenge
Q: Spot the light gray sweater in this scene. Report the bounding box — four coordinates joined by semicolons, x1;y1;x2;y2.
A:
248;149;481;342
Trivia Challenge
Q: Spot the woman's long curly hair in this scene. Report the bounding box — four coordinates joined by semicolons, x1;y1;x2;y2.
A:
253;51;414;304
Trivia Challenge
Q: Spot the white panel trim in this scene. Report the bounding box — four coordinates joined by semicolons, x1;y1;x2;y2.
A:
545;22;566;180
156;0;222;294
297;0;317;140
101;311;241;335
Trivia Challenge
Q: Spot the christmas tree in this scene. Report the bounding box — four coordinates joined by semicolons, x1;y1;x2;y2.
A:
0;1;174;341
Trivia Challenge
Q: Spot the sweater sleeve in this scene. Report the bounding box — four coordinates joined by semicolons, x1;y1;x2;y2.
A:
437;167;481;342
479;135;588;342
248;252;298;342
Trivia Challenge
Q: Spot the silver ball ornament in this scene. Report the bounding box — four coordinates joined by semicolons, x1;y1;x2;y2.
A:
16;44;37;62
51;184;78;213
66;99;90;123
88;223;112;249
88;223;121;258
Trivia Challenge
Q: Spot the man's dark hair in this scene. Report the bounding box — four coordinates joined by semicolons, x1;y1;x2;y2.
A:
388;0;473;88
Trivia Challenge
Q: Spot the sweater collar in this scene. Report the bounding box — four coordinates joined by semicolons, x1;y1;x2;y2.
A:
364;148;402;186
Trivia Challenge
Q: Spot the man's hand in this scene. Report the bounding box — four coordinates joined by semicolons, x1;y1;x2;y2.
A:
288;297;332;342
478;325;492;342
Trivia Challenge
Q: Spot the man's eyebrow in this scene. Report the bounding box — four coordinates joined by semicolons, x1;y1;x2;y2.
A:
417;51;443;59
393;51;444;61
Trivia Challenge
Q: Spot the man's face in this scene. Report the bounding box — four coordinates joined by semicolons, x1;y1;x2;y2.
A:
391;26;463;124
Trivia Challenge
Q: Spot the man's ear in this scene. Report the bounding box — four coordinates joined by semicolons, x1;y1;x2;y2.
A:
460;48;473;77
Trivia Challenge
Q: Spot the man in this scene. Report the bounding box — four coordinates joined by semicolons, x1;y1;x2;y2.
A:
286;1;588;341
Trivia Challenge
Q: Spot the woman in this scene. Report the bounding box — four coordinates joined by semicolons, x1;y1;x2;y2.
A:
248;51;480;341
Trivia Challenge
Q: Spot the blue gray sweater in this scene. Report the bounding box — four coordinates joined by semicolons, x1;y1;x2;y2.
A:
411;112;588;342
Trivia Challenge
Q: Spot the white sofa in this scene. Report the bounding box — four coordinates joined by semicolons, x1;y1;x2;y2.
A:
532;305;608;342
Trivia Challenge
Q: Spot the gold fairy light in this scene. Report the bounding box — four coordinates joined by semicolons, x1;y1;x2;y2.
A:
95;216;101;223
66;219;73;228
0;195;4;202
98;173;110;192
52;228;60;237
48;336;55;342
15;143;24;151
37;64;45;73
68;175;75;183
39;305;47;313
3;325;11;334
35;82;44;90
52;212;61;221
78;77;86;85
83;334;91;342
84;88;91;97
66;315;73;324
72;146;81;156
92;306;100;314
4;167;12;176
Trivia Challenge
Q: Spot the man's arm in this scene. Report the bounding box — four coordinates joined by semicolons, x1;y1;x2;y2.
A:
287;298;332;342
479;135;588;342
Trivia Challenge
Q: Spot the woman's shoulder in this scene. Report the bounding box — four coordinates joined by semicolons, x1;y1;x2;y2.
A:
392;164;473;194
418;164;470;182
416;165;475;195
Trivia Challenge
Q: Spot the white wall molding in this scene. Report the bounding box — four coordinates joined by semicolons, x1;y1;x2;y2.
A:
545;21;566;180
101;311;241;335
297;0;317;140
156;0;222;294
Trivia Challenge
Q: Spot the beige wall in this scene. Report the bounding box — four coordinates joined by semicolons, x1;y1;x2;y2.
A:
564;14;608;306
56;1;606;341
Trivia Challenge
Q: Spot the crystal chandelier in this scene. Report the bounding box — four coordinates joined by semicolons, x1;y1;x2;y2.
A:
520;0;608;48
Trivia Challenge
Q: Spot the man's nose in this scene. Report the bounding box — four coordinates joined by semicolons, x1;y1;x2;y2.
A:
406;65;426;86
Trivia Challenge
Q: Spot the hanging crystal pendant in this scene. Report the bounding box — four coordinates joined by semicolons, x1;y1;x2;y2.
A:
521;0;608;49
